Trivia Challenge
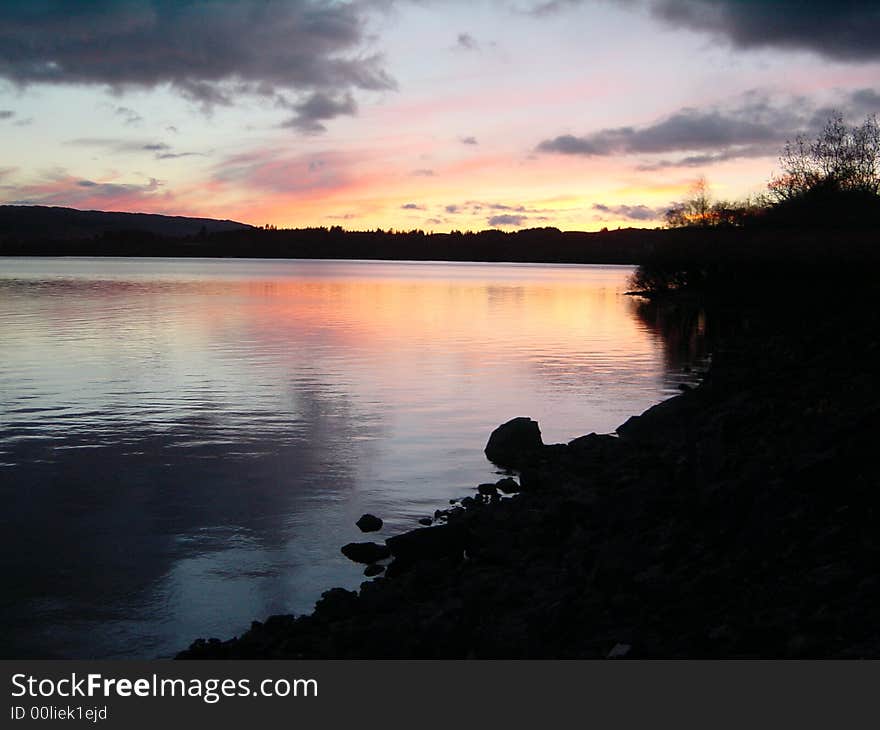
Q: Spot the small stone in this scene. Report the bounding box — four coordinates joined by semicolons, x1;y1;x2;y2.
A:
356;513;383;532
477;483;498;496
418;517;433;526
364;563;385;577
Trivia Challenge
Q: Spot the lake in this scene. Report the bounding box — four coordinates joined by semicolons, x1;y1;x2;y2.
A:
0;257;704;658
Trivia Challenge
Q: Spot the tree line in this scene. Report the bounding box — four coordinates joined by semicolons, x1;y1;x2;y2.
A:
664;114;880;229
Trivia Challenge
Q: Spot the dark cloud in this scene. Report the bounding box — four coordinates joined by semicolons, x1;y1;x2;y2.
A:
281;91;357;133
849;88;880;116
456;32;478;51
592;203;663;221
536;89;880;167
524;1;880;61
538;104;787;157
460;136;479;145
649;0;880;62
445;204;460;214
635;145;773;171
0;1;394;130
0;109;13;119
401;203;424;210
488;214;527;227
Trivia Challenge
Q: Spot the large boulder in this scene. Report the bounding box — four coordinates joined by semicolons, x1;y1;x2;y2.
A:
484;417;544;468
341;542;391;564
386;525;465;562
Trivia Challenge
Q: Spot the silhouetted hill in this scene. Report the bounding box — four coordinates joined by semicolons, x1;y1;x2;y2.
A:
0;217;664;264
0;205;252;241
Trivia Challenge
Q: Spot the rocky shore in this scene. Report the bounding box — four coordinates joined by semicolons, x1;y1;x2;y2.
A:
179;290;880;658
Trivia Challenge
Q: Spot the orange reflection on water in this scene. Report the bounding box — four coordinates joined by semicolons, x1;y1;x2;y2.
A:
230;262;651;357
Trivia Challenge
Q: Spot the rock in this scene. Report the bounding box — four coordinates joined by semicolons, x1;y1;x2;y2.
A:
484;417;544;468
477;483;498;496
495;477;519;494
386;525;465;562
567;432;617;453
418;517;433;526
314;588;359;619
518;467;543;491
364;564;385;577
356;513;383;532
341;542;391;564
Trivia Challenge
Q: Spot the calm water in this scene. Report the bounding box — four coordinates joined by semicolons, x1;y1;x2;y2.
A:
0;257;703;658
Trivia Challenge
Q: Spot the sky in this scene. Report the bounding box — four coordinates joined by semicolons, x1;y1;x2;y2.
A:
1;0;879;232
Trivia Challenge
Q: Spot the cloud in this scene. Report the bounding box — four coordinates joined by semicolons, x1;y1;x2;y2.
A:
155;151;205;160
0;109;14;120
0;166;17;180
648;0;880;62
212;149;353;195
592;203;664;221
411;168;435;177
401;203;424;210
487;202;527;211
281;91;357;133
538;103;787;157
460;136;479;145
525;0;584;17
3;172;168;209
445;204;461;214
635;145;773;171
64;137;205;161
522;1;880;61
488;214;527;227
849;88;880;116
456;32;479;51
0;1;395;130
115;106;142;125
536;89;880;167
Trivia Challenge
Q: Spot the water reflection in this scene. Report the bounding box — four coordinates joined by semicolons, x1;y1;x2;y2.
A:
0;258;703;658
631;296;711;383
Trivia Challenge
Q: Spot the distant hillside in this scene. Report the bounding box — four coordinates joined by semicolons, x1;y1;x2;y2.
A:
0;205;252;240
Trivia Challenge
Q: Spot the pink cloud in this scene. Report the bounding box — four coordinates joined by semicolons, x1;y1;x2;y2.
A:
2;172;184;214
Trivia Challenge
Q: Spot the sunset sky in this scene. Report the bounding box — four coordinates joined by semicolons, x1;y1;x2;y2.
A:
1;1;879;232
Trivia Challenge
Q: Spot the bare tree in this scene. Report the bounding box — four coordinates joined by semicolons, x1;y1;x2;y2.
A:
769;114;880;202
665;176;709;227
